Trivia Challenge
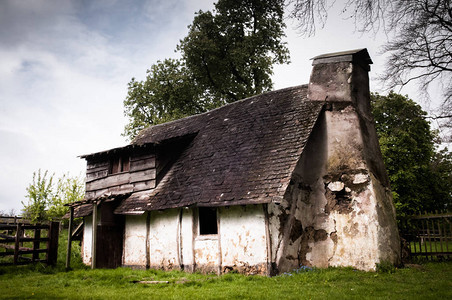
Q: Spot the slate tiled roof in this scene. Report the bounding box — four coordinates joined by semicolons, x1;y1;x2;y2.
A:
115;85;324;214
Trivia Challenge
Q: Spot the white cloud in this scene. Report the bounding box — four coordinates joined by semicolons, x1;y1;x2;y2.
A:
0;0;442;213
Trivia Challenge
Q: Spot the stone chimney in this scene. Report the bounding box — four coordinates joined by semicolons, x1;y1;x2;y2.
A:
307;49;373;117
299;48;401;270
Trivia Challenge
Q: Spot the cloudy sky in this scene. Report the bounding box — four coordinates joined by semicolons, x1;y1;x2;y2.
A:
0;0;433;214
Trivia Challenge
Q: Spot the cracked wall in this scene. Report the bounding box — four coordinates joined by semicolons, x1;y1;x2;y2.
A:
148;209;180;270
272;105;400;272
123;214;147;268
219;205;268;275
84;205;269;274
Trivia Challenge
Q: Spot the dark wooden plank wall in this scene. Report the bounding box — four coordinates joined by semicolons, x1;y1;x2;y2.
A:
85;152;156;200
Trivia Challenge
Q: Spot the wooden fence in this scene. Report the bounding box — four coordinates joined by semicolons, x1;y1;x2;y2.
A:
399;212;451;260
0;217;59;266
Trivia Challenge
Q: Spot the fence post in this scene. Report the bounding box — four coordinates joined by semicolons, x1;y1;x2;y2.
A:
14;223;22;265
66;206;74;270
46;221;59;266
33;228;41;262
91;201;98;269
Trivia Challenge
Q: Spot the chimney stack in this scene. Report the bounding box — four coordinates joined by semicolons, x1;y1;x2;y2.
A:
307;48;373;113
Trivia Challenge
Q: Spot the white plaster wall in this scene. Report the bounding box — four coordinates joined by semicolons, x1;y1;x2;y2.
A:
324;109;380;270
304;109;397;270
271;107;399;273
180;208;194;271
123;214;147;268
326;109;367;171
219;205;268;275
194;236;219;272
82;216;92;265
149;209;180;270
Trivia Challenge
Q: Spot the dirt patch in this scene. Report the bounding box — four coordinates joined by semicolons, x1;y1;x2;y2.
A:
222;262;266;275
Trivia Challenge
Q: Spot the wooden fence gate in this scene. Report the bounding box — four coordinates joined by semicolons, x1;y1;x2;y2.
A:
0;217;59;266
399;212;451;260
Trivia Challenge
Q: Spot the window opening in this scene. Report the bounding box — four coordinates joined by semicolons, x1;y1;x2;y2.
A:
199;207;218;235
110;155;130;174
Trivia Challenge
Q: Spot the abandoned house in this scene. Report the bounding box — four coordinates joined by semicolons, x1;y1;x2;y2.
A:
67;48;401;275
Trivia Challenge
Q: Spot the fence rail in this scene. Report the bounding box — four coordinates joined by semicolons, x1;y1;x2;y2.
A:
0;217;59;266
400;211;451;260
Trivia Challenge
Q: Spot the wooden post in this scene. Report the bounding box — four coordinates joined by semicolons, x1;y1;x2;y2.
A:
263;204;272;277
426;211;433;260
33;228;41;262
177;208;183;270
14;223;22;265
46;221;59;266
217;208;222;276
66;206;74;270
91;201;98;269
145;212;151;269
417;213;422;256
437;212;444;254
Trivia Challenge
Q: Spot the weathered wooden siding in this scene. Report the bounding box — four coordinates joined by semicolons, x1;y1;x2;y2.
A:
85;152;156;200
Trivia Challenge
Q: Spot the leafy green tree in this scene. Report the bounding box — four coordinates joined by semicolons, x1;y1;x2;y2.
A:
123;59;209;139
371;92;452;216
22;170;84;223
123;0;289;140
22;169;54;223
179;0;289;103
47;174;85;221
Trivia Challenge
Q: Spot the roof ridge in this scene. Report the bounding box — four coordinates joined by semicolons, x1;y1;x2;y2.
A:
133;85;308;143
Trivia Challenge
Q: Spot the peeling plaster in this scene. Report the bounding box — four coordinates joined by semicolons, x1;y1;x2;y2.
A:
123;214;147;268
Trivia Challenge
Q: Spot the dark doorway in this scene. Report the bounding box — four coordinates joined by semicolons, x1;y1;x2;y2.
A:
95;200;124;268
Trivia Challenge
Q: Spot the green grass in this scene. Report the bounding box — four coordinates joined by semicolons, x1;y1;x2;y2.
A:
0;231;451;299
0;262;451;299
410;240;452;254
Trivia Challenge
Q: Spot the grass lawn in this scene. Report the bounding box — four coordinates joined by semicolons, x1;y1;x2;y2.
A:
1;262;451;299
0;231;451;299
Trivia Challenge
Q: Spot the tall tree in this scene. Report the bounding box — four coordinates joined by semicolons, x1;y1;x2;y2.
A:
179;0;289;103
371;92;451;216
123;0;289;140
123;59;210;139
288;0;452;139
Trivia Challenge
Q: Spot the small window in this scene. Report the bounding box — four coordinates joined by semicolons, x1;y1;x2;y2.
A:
199;207;218;235
110;156;130;174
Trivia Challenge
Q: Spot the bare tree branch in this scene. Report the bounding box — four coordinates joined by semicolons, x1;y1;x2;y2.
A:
288;0;452;140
